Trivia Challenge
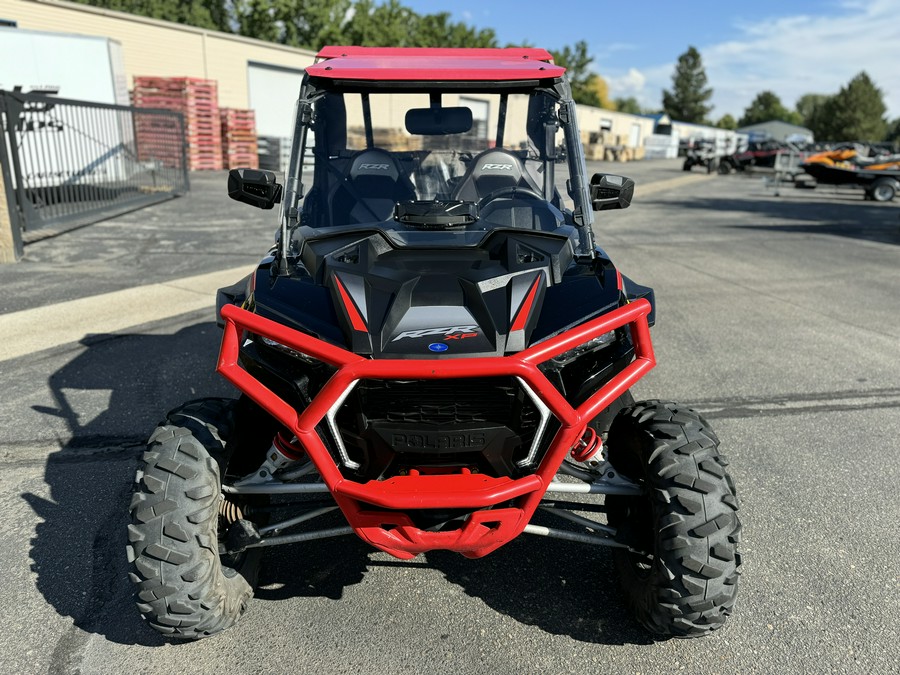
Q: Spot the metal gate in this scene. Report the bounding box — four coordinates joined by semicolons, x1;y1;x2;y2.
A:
0;89;189;252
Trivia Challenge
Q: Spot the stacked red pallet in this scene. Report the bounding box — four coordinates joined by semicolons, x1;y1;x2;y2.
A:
132;77;223;171
220;108;259;170
132;112;185;169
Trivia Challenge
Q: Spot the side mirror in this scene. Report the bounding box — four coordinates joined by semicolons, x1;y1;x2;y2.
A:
227;168;283;210
590;173;635;211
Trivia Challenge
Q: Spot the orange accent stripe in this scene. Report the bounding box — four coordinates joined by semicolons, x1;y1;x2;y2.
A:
335;275;368;332
511;274;542;332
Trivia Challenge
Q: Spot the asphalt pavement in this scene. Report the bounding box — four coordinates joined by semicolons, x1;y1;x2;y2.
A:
1;160;898;674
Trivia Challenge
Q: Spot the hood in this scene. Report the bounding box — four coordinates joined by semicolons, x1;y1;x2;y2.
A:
251;228;620;359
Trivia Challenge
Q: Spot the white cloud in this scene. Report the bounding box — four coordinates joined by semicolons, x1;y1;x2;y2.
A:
605;0;900;119
606;63;671;110
607;68;647;97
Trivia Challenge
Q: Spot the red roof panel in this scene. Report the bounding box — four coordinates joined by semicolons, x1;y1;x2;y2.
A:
308;46;565;82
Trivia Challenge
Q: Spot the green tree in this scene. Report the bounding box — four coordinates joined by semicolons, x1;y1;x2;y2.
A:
415;12;497;48
70;0;224;30
281;0;352;48
716;114;737;130
614;97;643;115
662;46;713;124
816;72;888;141
738;91;801;127
345;0;417;47
550;41;602;107
795;93;831;140
886;118;900;150
795;93;829;124
232;0;286;43
71;0;498;50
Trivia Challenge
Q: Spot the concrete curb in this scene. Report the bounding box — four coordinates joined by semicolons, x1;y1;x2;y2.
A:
0;266;250;362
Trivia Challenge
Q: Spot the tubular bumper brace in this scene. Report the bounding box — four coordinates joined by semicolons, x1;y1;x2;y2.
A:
217;299;655;559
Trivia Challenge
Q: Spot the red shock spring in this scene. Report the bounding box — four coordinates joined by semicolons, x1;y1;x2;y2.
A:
273;431;307;460
570;426;602;463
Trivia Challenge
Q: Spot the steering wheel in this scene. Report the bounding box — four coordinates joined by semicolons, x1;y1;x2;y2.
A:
477;186;545;209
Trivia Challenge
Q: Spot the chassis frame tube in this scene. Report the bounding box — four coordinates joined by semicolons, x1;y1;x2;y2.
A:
544;480;642;496
248;525;354;548
522;523;626;548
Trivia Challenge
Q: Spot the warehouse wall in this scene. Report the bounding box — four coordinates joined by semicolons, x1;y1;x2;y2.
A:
0;0;316;109
577;107;655;145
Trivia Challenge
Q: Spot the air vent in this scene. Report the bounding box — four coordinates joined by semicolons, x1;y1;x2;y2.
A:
334;245;360;265
516;243;545;265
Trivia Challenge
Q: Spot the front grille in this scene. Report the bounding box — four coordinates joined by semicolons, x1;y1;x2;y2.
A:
358;378;537;428
334;377;543;479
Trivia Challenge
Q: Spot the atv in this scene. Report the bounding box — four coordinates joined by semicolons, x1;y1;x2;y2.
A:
127;47;741;640
682;139;718;173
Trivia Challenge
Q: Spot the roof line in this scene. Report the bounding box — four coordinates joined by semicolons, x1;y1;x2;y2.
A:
316;45;556;62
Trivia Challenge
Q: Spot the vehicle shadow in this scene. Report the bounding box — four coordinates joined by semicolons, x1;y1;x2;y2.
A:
252;517;652;646
22;319;235;646
426;517;653;646
253;531;371;602
658;190;900;247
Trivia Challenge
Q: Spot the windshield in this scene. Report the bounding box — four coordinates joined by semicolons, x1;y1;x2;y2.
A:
284;85;588;250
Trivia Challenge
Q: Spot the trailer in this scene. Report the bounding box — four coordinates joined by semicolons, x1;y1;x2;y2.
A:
801;147;900;202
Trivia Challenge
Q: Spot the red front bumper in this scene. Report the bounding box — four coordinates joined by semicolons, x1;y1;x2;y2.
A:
217;299;655;559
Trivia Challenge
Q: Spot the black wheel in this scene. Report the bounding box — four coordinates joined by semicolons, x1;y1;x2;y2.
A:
869;178;897;202
127;398;263;639
606;401;741;638
682;160;692;172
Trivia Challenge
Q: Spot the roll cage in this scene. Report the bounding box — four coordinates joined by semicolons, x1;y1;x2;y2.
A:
277;48;597;264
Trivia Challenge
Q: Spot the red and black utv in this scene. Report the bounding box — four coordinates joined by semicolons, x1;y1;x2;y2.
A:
127;47;741;640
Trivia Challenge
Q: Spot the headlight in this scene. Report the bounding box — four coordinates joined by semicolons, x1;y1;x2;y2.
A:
546;331;616;368
256;335;319;364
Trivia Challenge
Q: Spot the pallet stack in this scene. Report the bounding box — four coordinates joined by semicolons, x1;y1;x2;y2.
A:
132;111;186;170
132;77;223;171
220;108;259;169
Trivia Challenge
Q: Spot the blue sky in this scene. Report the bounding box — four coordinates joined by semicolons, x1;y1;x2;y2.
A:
403;0;900;120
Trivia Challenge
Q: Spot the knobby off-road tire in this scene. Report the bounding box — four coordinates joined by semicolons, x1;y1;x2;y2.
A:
606;401;741;638
127;398;262;639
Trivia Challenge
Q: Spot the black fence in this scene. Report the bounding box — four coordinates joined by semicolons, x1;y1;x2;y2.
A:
0;90;189;249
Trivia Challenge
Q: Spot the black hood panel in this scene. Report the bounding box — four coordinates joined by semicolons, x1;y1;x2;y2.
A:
252;229;619;358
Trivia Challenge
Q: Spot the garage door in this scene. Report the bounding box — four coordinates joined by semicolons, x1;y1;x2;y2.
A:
247;61;305;138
